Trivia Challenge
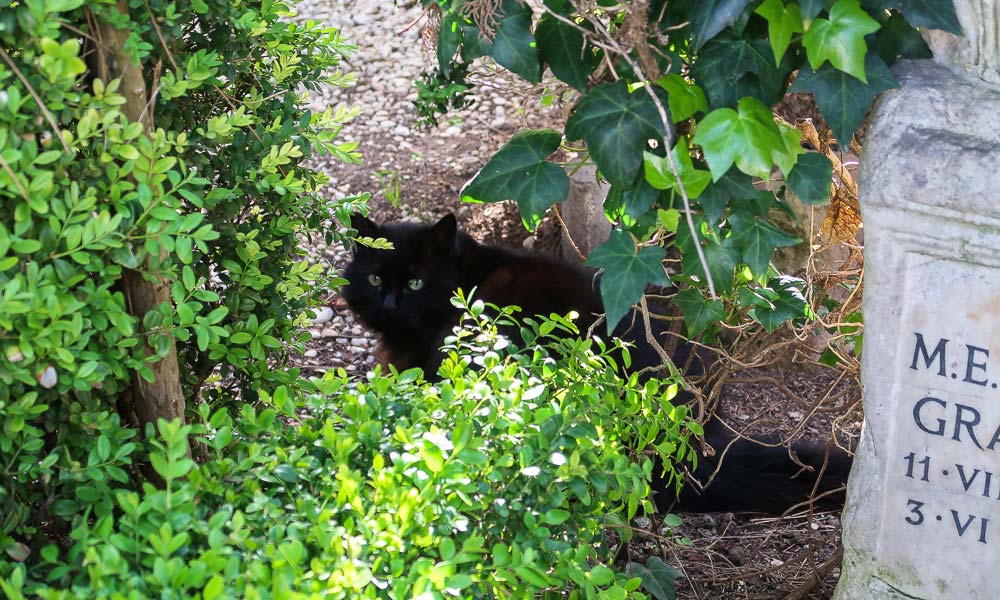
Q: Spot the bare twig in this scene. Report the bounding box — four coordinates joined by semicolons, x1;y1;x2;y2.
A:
0;46;71;152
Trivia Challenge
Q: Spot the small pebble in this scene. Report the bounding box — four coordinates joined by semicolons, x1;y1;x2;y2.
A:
303;349;318;359
312;306;334;325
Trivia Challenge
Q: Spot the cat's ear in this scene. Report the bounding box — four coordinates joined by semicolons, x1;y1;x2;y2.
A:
352;214;379;239
350;214;380;254
425;213;457;253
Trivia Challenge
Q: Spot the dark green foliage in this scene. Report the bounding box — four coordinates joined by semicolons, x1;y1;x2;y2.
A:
565;82;669;188
461;129;569;229
585;228;671;333
787;152;836;204
426;0;953;342
537;13;597;91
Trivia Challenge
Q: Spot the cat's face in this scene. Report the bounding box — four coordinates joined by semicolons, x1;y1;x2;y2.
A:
343;214;462;336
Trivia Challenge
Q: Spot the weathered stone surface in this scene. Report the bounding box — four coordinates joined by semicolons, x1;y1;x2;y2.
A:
834;60;1000;599
559;166;612;261
924;0;1000;85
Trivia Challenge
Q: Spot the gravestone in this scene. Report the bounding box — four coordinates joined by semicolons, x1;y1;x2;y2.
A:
834;5;1000;599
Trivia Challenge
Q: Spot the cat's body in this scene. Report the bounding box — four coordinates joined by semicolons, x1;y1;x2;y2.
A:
343;214;851;515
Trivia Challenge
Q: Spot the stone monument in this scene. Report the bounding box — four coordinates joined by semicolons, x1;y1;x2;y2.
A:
835;2;1000;598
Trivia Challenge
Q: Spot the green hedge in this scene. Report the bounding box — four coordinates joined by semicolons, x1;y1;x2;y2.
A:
2;303;693;599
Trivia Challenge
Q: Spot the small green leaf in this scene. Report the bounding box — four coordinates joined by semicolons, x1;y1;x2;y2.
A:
230;332;253;344
461;129;569;230
693;97;784;180
675;220;740;292
440;537;456;561
605;178;661;223
628;556;682;600
772;122;805;177
755;0;804;65
786;152;833;204
745;276;815;331
565;81;668;188
802;0;881;82
203;575;225;600
657;209;680;232
12;239;41;254
673;287;725;336
655;75;708;123
697;168;757;225
585;229;670;333
728;210;800;276
543;509;571;525
643;141;711;199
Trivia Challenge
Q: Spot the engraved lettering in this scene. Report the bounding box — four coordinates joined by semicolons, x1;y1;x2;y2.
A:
956;464;982;492
954;404;984;449
911;333;949;376
964;345;990;387
913;396;947;436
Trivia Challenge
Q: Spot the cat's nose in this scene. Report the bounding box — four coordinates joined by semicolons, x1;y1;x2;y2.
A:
381;291;399;309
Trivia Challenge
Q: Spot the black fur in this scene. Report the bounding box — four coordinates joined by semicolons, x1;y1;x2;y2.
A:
343;214;851;515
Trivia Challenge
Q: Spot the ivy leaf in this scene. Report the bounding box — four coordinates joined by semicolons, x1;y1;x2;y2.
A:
772;122;805;178
438;12;462;75
875;12;933;65
798;0;827;20
697;168;757;225
585;229;670;333
655;74;708;122
489;0;540;82
742;276;815;331
755;0;804;65
565;81;668;188
728;211;801;276
675;218;739;293
689;0;753;50
789;51;899;144
802;0;881;82
672;287;725;337
537;14;595;91
874;0;961;34
462;129;569;230
786;152;833;204
605;178;661;224
693;97;784;181
691;37;785;108
643;140;712;199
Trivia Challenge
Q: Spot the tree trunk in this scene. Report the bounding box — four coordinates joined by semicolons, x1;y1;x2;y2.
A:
94;2;185;428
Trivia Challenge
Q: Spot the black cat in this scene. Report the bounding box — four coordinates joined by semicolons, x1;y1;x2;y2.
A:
343;213;851;515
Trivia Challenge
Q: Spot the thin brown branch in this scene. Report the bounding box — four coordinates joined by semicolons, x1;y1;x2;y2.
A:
0;46;70;152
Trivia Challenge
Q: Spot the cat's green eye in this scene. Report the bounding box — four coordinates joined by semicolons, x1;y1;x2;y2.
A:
407;278;425;291
368;274;382;286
